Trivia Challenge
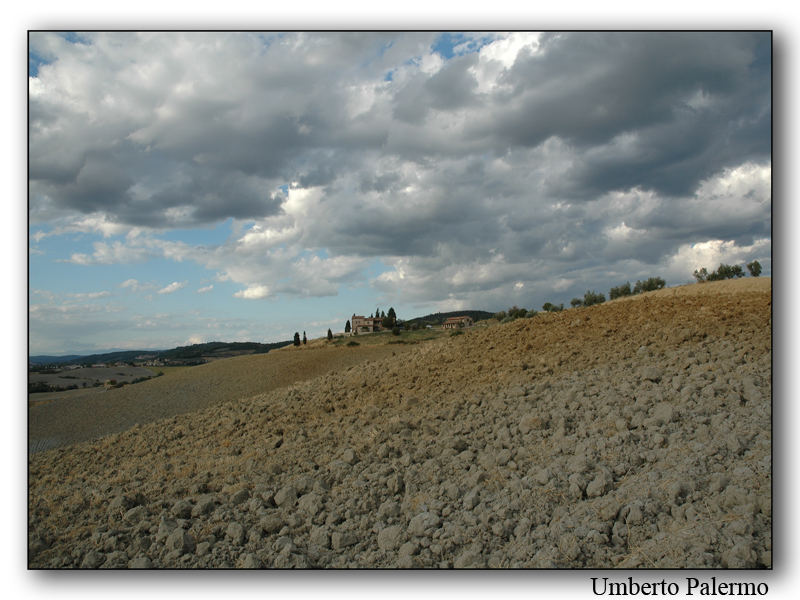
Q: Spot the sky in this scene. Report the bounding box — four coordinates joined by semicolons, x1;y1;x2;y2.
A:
28;30;772;355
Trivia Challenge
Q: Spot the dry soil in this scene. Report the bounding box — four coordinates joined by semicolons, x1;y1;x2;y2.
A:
28;278;772;568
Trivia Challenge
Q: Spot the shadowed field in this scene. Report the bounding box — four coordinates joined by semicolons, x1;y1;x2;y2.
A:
29;343;413;453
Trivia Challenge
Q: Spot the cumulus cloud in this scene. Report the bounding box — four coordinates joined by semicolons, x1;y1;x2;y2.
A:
233;285;270;300
196;285;214;294
664;238;771;282
30;31;771;311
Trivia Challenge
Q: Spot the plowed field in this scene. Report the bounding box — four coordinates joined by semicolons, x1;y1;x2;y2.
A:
29;278;771;568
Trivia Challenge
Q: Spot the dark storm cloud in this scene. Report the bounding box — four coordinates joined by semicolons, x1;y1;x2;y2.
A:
59;154;135;214
476;32;770;197
423;54;479;110
392;53;479;122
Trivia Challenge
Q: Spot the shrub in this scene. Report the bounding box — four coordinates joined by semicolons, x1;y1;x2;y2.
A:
583;290;605;306
507;306;528;319
494;310;507;321
706;264;744;281
696;264;745;282
28;381;53;394
609;282;632;300
693;267;709;283
346;340;359;347
570;298;583;308
392;326;400;336
525;310;538;318
450;330;464;337
747;260;762;277
633;277;666;293
542;302;564;312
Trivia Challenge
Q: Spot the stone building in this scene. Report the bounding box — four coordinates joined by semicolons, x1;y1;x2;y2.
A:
351;314;383;333
442;316;474;329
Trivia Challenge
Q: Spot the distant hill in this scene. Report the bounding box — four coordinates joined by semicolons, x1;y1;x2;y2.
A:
28;354;85;366
159;341;290;360
29;340;292;367
29;350;163;366
404;310;495;328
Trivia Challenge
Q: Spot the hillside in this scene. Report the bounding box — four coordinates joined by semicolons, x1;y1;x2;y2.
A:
29;343;414;453
28;354;85;366
30;340;292;367
403;310;495;328
28;278;771;568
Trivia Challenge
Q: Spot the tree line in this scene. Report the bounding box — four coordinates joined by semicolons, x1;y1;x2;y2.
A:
492;259;763;323
292;259;764;343
693;260;761;282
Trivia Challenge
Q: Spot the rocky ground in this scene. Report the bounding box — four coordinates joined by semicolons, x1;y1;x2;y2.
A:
28;278;772;568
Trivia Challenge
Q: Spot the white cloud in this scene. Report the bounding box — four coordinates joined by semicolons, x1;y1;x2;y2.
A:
690;162;771;222
664;238;771;281
282;186;324;219
233;285;270;300
157;281;188;294
67;291;111;300
119;279;158;294
471;32;542;93
72;214;130;238
237;224;299;250
68;240;152;265
197;285;214;294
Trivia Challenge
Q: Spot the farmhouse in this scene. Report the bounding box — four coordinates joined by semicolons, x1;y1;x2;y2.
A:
442;316;474;329
351;314;383;334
